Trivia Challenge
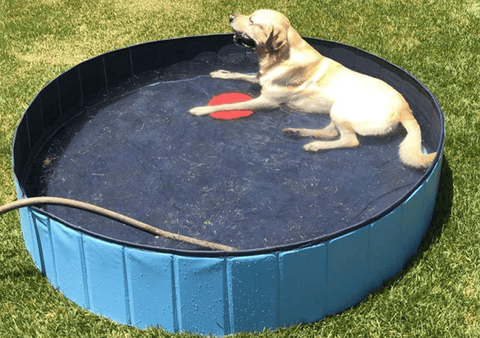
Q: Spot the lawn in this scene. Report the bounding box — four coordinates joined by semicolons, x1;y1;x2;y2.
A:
1;0;480;337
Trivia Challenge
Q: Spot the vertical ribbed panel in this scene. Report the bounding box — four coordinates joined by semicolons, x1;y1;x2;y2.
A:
124;248;175;331
18;207;37;264
15;182;43;274
368;208;404;291
174;256;227;335
78;56;107;102
40;80;61;129
51;221;88;307
82;235;130;324
31;210;57;288
278;243;327;326
401;182;428;260
424;157;442;220
326;227;369;315
227;254;279;333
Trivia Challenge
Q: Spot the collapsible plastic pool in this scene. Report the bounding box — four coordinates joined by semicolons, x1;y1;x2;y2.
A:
12;34;444;335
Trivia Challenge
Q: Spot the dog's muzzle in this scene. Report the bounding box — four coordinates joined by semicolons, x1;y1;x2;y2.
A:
230;14;257;49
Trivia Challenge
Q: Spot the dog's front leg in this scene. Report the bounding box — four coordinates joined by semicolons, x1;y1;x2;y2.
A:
189;95;277;116
210;70;259;84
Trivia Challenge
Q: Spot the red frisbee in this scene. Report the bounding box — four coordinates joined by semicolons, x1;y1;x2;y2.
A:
208;92;254;120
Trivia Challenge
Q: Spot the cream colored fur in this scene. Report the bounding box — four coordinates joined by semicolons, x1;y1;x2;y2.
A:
189;9;436;169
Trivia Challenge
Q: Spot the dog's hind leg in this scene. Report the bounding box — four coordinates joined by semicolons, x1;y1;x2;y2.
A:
303;123;359;152
283;122;339;139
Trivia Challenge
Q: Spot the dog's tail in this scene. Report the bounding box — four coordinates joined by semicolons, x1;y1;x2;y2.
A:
398;104;436;169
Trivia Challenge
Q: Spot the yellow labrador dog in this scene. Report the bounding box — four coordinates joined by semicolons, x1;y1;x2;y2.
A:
189;9;436;169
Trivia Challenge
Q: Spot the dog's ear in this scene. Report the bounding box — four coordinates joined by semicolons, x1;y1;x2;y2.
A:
266;24;287;52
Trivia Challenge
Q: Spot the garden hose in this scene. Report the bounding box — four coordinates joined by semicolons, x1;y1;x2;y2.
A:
0;197;237;251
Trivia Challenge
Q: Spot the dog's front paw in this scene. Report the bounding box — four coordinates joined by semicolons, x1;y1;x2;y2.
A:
303;141;322;152
210;70;232;79
189;106;214;116
282;128;302;139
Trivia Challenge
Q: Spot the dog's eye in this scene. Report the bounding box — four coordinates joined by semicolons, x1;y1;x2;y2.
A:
249;17;254;24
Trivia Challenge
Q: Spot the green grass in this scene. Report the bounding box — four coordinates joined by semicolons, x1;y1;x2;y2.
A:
1;0;479;336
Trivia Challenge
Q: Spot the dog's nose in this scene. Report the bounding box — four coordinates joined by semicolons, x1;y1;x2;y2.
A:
229;14;236;23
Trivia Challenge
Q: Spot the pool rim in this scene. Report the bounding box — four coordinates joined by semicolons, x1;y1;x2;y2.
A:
12;33;445;258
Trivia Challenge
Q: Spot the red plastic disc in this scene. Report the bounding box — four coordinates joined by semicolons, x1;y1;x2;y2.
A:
208;92;254;120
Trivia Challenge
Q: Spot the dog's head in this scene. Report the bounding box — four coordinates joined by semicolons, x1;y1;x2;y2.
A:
229;9;290;54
